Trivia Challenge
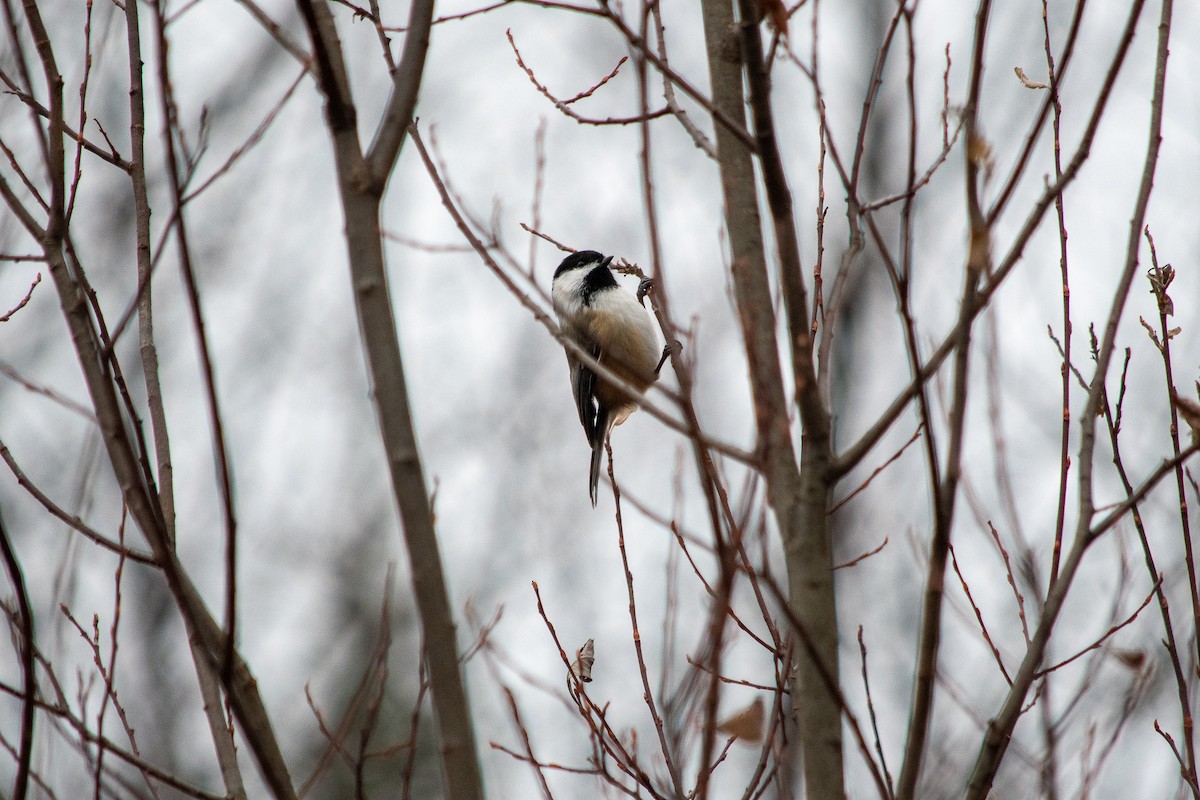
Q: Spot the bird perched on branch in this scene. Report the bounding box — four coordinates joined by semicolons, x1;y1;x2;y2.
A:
551;251;676;506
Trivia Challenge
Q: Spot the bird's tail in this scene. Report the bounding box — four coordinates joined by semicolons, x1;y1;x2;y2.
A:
588;407;612;507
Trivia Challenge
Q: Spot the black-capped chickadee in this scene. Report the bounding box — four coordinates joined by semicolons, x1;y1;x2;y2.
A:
552;251;674;506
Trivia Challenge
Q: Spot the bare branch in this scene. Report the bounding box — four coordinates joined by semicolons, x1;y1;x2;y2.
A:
0;508;35;800
0;271;40;321
294;4;485;796
363;0;435;190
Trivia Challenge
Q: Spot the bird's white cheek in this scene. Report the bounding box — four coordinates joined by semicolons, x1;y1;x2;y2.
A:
552;276;587;323
553;294;584;322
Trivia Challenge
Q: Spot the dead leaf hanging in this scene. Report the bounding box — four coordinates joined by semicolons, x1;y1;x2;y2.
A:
1173;390;1200;444
570;639;595;683
754;0;789;37
716;696;765;743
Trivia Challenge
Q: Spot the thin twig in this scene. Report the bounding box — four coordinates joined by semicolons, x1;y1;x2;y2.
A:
857;627;894;799
183;63;309;204
947;543;1012;684
507;30;668;125
1034;579;1159;677
0;271;40;322
828;425;922;515
832;538;889;572
0;441;155;564
607;446;685;796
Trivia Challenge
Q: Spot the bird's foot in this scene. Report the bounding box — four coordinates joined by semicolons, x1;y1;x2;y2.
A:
637;276;654;307
655;339;683;375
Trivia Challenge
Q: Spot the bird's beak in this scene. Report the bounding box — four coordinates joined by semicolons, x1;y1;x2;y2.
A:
601;255;614;269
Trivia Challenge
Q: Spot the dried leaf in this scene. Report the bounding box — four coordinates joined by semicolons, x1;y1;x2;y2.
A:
1111;648;1147;670
1147;263;1175;316
569;639;595;683
1014;66;1048;89
754;0;789;36
1167;327;1182;340
967;133;995;182
716;696;765;742
1175;392;1200;444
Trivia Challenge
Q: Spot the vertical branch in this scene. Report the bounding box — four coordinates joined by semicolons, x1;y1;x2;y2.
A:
121;5;245;796
0;508;35;800
1147;235;1200;642
1040;10;1070;796
1043;0;1071;592
608;451;683;797
895;2;991;795
13;0;298;794
966;0;1171;795
64;0;93;224
631;11;746;793
733;0;815;412
1073;8;1164;536
700;1;843;797
696;4;793;795
16;0;65;225
1145;232;1199;785
147;0;240;680
294;3;485;798
123;0;174;544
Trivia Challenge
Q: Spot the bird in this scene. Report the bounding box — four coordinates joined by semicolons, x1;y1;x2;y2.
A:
551;250;675;506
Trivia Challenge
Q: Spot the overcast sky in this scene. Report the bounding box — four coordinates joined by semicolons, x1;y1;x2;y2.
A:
2;0;1199;796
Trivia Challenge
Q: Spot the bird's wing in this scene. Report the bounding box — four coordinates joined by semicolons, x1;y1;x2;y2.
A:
588;404;611;507
571;341;601;443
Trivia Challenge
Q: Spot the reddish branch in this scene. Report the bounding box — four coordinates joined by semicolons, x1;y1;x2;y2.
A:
832;537;889;572
607;450;684;795
0;272;40;321
947;543;1012;684
986;522;1030;643
1034;580;1159;678
1144;231;1200;785
828;425;922;515
1100;365;1197;787
966;0;1175;794
507;30;669;125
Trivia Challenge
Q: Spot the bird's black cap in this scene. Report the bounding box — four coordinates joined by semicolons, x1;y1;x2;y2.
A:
553;250;610;279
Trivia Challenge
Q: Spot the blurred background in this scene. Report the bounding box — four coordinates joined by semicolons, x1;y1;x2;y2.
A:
1;0;1198;796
